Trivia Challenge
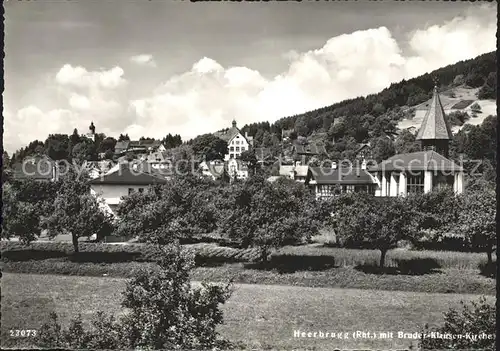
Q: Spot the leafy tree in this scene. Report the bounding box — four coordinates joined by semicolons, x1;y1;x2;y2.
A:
45;134;71;160
44;169;113;252
191;134;228;161
220;178;320;262
116;177;217;244
37;244;233;350
371;137;396;162
395;129;420;154
455;187;496;264
118;133;130;142
420;297;495;350
239;150;259;176
336;195;416;268
1;183;43;243
99;137;117;153
71;140;98;164
162;133;183;149
477;71;496;99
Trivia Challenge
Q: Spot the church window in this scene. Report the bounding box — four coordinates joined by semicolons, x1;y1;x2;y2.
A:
407;173;424;194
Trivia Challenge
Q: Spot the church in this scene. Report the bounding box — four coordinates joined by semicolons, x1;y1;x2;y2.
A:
369;86;464;196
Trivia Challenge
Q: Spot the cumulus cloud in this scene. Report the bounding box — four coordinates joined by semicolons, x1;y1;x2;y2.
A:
4;5;496;152
130;54;157;67
56;64;126;89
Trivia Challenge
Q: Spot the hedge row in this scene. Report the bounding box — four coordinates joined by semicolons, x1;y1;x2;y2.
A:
0;241;260;265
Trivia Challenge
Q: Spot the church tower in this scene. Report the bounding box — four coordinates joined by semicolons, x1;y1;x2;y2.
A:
87;121;96;142
416;85;453;157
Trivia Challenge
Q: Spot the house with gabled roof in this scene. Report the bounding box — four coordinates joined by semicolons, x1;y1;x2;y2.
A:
305;166;378;200
214;120;254;161
89;162;168;216
369;86;464;196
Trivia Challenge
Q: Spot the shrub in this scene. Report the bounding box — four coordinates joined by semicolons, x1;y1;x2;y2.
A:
420;297;496;350
36;244;233;350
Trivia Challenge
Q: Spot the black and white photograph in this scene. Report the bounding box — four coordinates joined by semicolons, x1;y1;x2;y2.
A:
1;1;497;350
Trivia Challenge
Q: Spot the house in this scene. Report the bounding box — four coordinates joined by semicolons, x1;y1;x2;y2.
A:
81;160;116;179
114;140;166;156
369;86;464;196
12;155;59;182
89;162;168;216
228;159;249;180
305;166;378;200
277;163;309;183
354;143;372;161
292;142;328;160
214;120;254;161
199;160;226;180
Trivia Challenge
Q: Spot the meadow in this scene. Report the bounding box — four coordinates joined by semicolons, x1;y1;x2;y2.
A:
1;273;495;350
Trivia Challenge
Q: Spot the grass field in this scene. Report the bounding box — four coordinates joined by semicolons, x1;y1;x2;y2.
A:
1;273;494;350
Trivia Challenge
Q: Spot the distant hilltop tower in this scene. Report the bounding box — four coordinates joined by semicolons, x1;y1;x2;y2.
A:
86;121;96;142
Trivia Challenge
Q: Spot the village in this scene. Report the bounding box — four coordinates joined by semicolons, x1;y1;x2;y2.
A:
9;86;466;218
1;1;497;350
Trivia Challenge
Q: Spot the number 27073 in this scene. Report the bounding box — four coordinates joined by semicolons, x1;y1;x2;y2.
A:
10;329;37;337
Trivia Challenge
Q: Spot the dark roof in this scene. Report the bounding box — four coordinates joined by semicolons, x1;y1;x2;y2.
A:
12;156;56;181
294;143;327;156
355;143;371;154
115;141;130;150
368;150;463;172
88;163;168;185
129;140;162;148
214;121;252;145
307;167;376;185
416;87;453;140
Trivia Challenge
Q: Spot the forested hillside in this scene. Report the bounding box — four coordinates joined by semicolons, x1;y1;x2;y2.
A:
237;51;496;164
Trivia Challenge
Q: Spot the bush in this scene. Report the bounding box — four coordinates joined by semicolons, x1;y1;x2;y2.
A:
36;244;233;350
420;297;496;350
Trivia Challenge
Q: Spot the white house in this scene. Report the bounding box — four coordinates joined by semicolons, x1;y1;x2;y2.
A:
199;160;226;180
89;163;168;216
215;120;254;161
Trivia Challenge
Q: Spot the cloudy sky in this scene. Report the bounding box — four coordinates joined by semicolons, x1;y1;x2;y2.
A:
3;1;496;153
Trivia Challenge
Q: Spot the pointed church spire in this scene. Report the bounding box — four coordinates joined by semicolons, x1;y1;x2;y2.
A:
416;85;453;157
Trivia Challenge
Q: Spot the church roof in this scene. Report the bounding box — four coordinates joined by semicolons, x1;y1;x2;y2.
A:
368;150;463;172
416;86;453;141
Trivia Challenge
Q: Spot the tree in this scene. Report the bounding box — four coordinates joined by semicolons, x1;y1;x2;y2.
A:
118;133;130;142
162;133;183;149
99;137;117;153
455;187;496;265
37;244;233;350
45;134;71;160
191;134;228;161
71;140;98;164
477;71;496;99
219;178;320;262
420;297;495;350
239;150;259;176
1;183;43;243
44;170;113;252
116;177;217;244
395;129;420;154
371;137;396;162
336;195;415;268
